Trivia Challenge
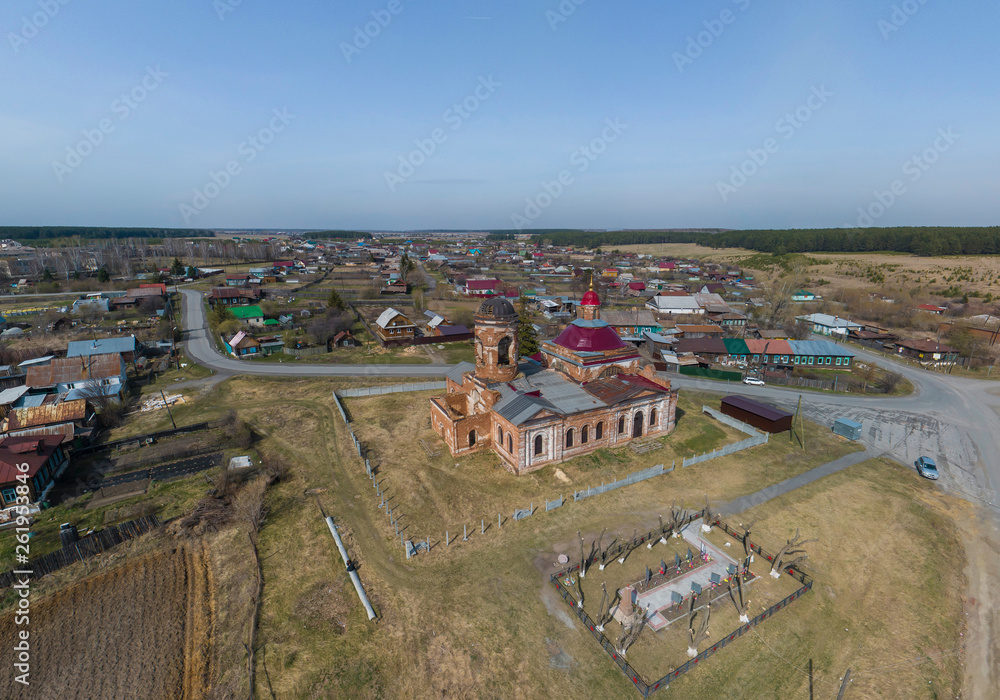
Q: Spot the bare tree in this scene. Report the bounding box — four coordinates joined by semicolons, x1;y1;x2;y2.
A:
686;601;711;658
595;582;618;632
769;528;817;579
701;494;715;533
728;567;751;624
739;520;757;561
234;476;269;542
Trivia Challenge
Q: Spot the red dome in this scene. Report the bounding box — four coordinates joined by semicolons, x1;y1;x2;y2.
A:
552;320;628;352
581;290;601;306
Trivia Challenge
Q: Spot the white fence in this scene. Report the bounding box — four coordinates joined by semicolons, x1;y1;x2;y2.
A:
337;382;446;398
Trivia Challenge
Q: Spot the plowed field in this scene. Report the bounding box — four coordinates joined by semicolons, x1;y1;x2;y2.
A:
0;543;213;700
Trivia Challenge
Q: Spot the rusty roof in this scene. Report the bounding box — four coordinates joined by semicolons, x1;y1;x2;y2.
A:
581;375;668;404
25;354;123;387
8;399;87;429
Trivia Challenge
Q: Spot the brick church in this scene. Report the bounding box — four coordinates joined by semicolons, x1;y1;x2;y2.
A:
429;288;679;475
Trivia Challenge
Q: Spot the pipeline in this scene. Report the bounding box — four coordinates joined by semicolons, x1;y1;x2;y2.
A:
325;516;377;621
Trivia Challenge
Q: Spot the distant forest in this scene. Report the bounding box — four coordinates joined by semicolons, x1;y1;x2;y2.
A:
525;227;1000;256
306;230;372;240
1;226;213;242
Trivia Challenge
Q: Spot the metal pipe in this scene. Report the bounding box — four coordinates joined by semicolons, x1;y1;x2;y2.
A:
325;517;377;621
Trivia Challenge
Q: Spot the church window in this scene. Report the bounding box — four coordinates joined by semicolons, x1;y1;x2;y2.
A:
565;429;574;448
582;425;589;444
534;435;543;455
595;422;603;439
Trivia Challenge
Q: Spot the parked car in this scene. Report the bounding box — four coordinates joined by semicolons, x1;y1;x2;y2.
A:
742;376;765;386
915;456;939;480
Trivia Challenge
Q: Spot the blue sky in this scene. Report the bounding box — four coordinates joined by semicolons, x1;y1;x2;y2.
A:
1;0;997;230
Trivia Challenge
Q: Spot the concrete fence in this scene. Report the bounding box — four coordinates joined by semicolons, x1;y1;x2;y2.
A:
573;463;673;501
337;382;446;398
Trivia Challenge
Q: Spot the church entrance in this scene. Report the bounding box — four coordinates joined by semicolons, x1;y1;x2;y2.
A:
632;412;644;438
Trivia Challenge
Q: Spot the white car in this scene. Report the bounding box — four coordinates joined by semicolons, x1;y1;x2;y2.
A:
742;376;765;386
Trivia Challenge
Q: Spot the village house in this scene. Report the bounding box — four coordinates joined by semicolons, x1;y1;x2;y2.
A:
25;354;128;401
893;339;959;364
375;308;416;345
796;313;862;337
599;309;663;339
231;305;266;327
463;278;502;297
429;289;679;475
646;294;704;316
0;434;70;507
209;287;263;306
67;336;141;364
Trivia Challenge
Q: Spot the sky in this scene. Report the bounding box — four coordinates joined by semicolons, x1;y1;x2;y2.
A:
1;0;998;231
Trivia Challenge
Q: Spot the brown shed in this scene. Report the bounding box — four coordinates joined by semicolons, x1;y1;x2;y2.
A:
720;395;793;434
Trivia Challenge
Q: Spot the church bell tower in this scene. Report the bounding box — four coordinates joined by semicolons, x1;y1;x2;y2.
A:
474;297;519;383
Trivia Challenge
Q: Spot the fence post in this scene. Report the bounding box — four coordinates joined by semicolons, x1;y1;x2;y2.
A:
481;519;484;535
463;524;468;541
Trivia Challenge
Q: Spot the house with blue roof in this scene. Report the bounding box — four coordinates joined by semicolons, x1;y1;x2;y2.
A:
66;335;140;363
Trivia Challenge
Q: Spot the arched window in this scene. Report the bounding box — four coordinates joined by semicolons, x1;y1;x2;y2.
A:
650;408;657;426
565;429;574;448
581;425;589;444
595;422;603;439
534;435;543;455
507;435;513;452
618;415;625;434
497;426;503;443
498;336;512;366
469;431;476;448
632;412;644;438
600;365;622;378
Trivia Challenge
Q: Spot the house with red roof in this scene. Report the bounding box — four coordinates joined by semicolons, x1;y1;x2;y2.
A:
464;278;502;297
0;434;69;507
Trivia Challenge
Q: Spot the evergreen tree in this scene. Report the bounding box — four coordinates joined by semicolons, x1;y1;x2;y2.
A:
96;268;110;283
327;287;346;311
517;297;539;355
186;266;198;278
171;257;185;276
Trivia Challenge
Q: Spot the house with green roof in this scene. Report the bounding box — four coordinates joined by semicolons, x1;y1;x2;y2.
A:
231;305;265;327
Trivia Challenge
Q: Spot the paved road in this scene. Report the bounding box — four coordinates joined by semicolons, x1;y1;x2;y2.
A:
667;341;1000;511
179;289;451;378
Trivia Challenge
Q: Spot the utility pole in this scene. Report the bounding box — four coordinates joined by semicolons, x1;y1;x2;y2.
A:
836;669;852;700
160;389;177;430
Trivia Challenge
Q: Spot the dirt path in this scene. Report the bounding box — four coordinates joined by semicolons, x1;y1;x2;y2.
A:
960;506;1000;699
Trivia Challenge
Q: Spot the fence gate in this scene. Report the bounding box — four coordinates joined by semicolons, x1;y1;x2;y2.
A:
513;505;533;522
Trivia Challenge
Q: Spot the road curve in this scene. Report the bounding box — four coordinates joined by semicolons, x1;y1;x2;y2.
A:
178;289;451;378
